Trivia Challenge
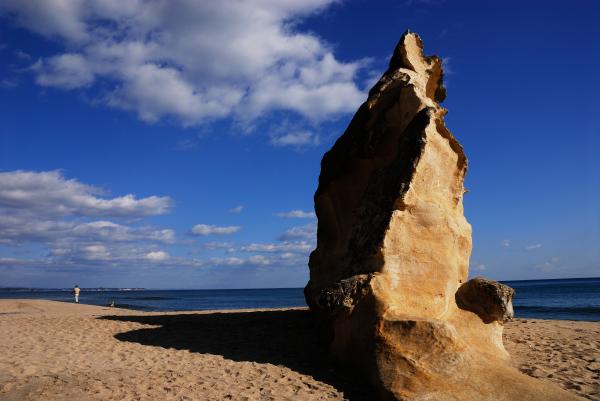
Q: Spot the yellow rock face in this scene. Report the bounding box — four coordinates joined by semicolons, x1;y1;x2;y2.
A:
305;31;583;401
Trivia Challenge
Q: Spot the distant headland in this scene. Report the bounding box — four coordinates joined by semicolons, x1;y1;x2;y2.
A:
0;287;146;292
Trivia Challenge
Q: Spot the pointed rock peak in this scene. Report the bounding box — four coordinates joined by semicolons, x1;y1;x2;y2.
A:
389;30;425;72
388;30;446;102
305;31;578;401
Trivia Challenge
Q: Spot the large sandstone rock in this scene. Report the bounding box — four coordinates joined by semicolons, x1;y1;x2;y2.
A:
305;31;582;401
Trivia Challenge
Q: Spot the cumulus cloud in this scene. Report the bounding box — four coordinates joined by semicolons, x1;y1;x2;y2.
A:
32;54;95;89
199;252;306;269
270;131;320;147
239;241;313;253
525;243;543;251
0;170;171;217
501;239;511;247
83;244;110;260
0;169;177;268
191;224;241;236
203;256;245;267
275;209;316;219
0;169;316;274
0;169;318;274
225;229;315;269
278;223;317;241
0;257;32;265
0;0;367;125
45;242;177;266
196;227;317;269
145;250;169;262
202;242;235;251
248;255;271;266
0;217;175;246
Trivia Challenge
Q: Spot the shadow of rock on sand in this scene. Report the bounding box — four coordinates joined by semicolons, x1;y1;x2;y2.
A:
100;309;373;400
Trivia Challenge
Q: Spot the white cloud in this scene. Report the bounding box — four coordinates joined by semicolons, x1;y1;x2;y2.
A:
83;244;110;260
240;241;313;253
46;242;178;265
202;241;235;251
0;169;178;268
0;257;32;265
200;252;306;268
0;169;317;273
248;255;271;266
270;131;320;147
0;217;175;246
0;0;90;43
73;221;175;243
145;250;169;262
0;170;171;217
473;263;486;272
205;256;246;267
191;224;241;236
275;209;316;218
33;54;95;89
441;57;453;75
525;243;542;251
501;239;511;247
0;0;366;125
278;223;317;241
229;205;244;213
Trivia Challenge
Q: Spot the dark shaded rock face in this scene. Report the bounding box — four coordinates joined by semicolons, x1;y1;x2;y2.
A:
304;31;582;401
456;277;515;324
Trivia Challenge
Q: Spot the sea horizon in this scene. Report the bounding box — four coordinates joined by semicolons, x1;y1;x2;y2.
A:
2;277;599;322
3;275;599;291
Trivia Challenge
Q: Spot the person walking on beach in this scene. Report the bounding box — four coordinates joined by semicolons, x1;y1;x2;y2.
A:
73;285;80;303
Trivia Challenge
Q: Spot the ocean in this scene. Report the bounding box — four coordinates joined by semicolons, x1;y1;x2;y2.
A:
503;277;600;321
1;277;599;321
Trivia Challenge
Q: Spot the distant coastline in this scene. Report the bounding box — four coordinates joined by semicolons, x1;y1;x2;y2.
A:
3;276;599;292
0;287;146;292
1;278;598;321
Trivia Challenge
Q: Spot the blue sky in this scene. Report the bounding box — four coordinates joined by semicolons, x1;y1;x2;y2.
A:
0;0;598;289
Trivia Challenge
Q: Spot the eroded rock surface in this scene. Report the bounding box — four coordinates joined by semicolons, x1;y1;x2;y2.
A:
456;276;515;323
305;31;582;401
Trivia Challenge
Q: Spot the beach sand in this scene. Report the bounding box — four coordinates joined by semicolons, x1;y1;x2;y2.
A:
504;318;600;400
0;300;597;401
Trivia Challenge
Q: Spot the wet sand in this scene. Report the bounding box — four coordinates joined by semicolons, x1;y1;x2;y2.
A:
0;300;597;400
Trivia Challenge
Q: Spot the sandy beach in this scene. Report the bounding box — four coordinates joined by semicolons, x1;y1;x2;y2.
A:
0;300;598;401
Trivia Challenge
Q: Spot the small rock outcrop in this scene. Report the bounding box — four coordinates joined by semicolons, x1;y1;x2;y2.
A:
456;277;515;323
305;31;582;401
